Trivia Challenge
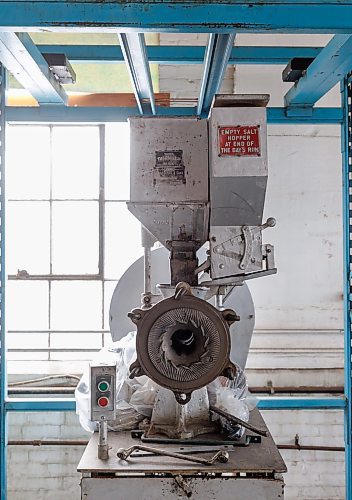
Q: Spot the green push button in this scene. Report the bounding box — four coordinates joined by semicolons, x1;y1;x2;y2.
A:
98;380;109;392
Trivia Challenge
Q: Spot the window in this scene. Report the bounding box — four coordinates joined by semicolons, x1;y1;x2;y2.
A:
6;123;143;373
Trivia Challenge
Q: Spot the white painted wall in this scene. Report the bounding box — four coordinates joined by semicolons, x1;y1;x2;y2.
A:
8;33;346;499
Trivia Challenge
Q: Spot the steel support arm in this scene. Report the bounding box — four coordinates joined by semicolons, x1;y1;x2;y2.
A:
118;33;155;115
197;33;236;117
0;33;67;105
285;35;352;109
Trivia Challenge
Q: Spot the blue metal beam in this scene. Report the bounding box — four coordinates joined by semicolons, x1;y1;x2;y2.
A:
268;106;343;124
3;397;346;412
4;106;343;124
0;63;7;500
341;75;352;500
197;33;236;117
118;33;155;115
285;35;352;109
258;397;346;410
37;45;323;66
0;33;67;105
5;398;76;412
1;2;352;33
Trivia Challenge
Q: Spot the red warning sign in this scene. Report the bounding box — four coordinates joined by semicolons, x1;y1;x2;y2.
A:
218;125;261;157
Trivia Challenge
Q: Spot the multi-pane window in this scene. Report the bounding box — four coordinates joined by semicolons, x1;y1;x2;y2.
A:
6;123;142;373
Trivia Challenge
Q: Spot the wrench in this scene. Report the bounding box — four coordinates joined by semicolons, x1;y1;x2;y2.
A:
117;444;229;465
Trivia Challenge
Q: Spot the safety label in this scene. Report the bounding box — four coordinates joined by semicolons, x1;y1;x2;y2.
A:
218;125;261;156
154;150;186;184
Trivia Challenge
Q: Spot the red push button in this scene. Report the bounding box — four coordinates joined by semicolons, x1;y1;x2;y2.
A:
97;396;109;408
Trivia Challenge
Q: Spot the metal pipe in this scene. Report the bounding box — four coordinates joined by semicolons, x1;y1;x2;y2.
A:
9;375;80;386
7;385;344;395
249;386;344;394
7;440;345;453
278;444;344;452
8;440;88;446
8;388;76;395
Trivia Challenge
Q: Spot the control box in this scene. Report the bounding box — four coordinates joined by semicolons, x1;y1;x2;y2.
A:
90;363;116;422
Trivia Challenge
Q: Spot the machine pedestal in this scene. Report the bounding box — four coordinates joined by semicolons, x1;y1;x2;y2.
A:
78;409;286;500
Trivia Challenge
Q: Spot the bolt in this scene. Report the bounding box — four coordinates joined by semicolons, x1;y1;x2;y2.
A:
128;312;141;321
218;451;230;463
266;217;276;227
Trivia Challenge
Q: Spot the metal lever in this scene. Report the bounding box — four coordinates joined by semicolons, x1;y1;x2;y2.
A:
209;405;268;437
240;218;276;270
117;444;229;465
259;217;276;231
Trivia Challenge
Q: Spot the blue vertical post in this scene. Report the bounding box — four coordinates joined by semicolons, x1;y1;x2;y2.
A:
342;74;352;500
0;63;6;500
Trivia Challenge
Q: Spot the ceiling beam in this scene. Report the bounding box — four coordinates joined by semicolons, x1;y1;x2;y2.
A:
285;35;352;108
4;106;342;125
0;2;352;33
37;45;323;66
197;33;236;117
0;33;67;105
118;33;155;115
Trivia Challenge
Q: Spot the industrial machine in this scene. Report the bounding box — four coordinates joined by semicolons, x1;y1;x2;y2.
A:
78;95;287;499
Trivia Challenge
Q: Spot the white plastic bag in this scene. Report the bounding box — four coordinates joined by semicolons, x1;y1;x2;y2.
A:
207;364;256;438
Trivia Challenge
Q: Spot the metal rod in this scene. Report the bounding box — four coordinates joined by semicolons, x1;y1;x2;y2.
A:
209;405;268;437
9;440;88;446
98;421;109;460
8;388;76;394
277;444;344;452
249;386;344;394
144;246;151;295
6;440;346;453
8;274;102;281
